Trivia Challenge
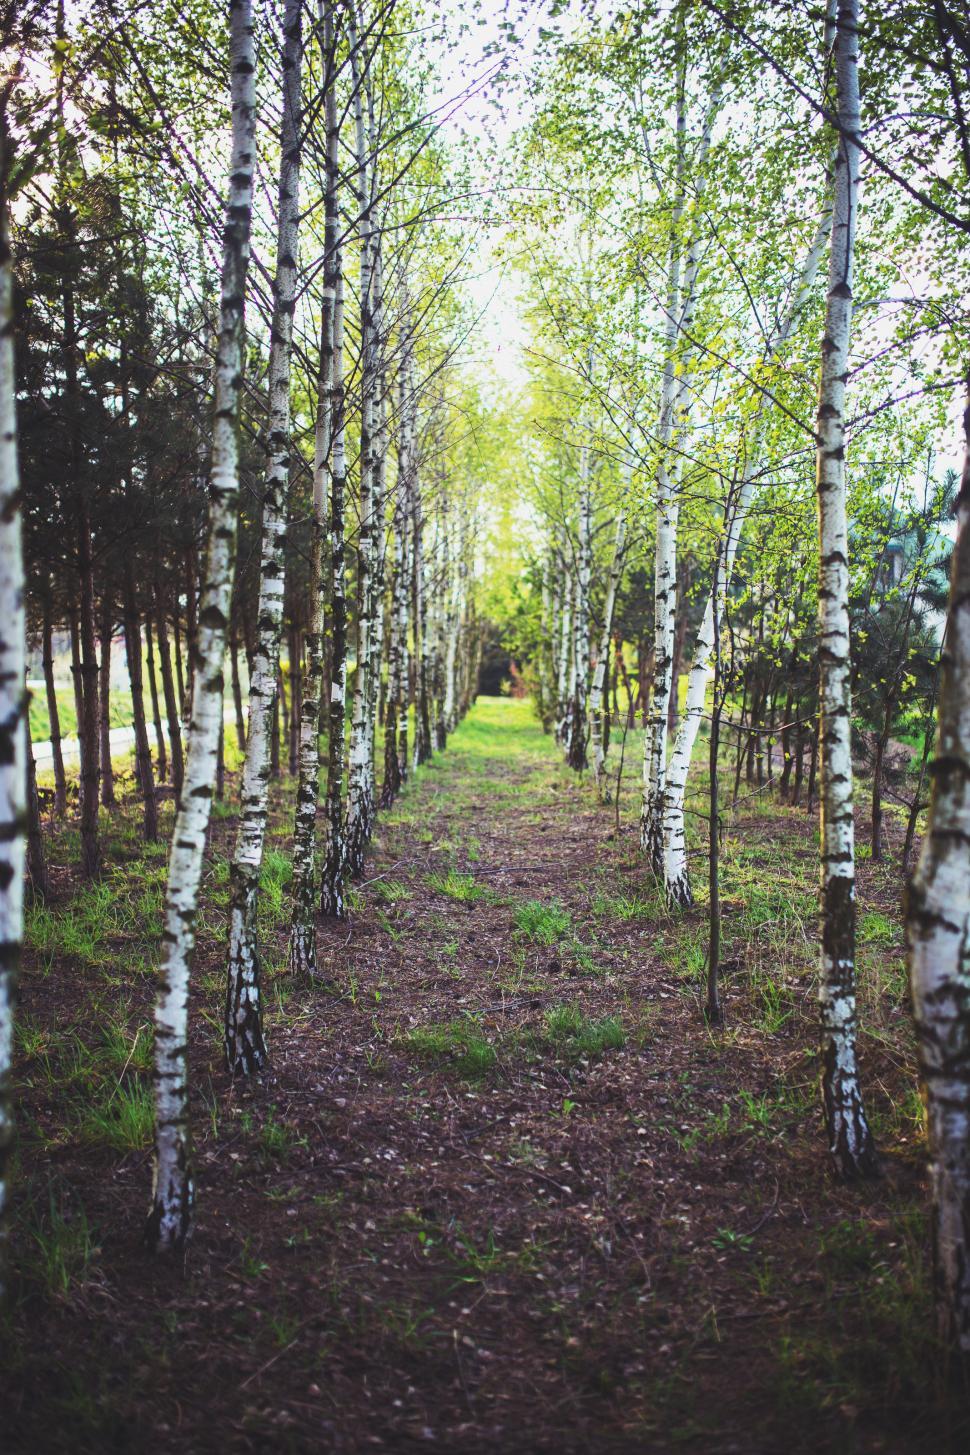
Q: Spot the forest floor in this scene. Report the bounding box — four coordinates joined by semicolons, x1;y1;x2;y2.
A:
3;696;966;1454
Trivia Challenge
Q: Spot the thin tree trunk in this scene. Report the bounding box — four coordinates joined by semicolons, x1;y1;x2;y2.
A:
224;0;302;1077
0;187;28;1298
147;0;256;1253
706;574;724;1026
155;591;184;798
76;509;101;877
25;716;48;902
123;565;157;841
566;421;593;773
173;607;186;717
41;597;66;815
345;17;376;875
642;75;714;873
590;500;627;799
230;626;246;753
814;0;876;1180
145;617;167;783
98;598;115;809
310;24;348;930
317;256;349;922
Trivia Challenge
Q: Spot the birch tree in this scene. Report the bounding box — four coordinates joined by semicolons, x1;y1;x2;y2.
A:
0;116;27;1301
224;0;303;1073
345;12;377;877
907;380;970;1359
292;1;341;960
146;0;256;1252
812;0;876;1179
661;194;834;907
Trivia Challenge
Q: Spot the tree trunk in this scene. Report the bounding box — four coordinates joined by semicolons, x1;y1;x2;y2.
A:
155;591;184;799
145;618;167;783
173;607;186;717
230;626;246;754
224;0;301;1076
814;0;876;1181
41;597;67;815
641;81;718;874
25;716;48;902
123;565;157;841
98;598;115;809
310;30;348;931
907;377;970;1359
147;0;256;1253
345;21;377;875
0;191;29;1298
590;502;627;798
566;425;593;773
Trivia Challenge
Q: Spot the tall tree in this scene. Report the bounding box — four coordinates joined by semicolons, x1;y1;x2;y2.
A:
224;0;303;1075
813;0;876;1179
147;0;257;1252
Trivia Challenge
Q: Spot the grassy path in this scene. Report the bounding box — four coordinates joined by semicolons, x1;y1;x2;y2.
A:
4;697;952;1452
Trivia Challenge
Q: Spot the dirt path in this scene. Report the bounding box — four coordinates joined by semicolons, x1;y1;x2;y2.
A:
4;698;952;1453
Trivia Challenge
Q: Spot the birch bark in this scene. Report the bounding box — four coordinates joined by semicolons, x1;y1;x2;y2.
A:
293;1;342;950
224;0;302;1074
147;0;256;1251
662;200;834;907
640;77;687;871
907;379;970;1357
345;15;376;874
814;0;876;1179
566;439;592;772
590;467;629;798
318;262;349;919
0;181;27;1301
380;340;413;807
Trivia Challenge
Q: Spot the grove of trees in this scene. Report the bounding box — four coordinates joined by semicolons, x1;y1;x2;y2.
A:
1;0;970;1444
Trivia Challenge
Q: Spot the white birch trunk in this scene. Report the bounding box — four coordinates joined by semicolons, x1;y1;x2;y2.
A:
147;0;256;1252
0;189;27;1300
814;0;876;1179
640;80;688;870
345;17;376;874
907;379;970;1357
662;198;834;907
319;263;349;918
566;437;593;772
224;0;302;1072
590;491;628;798
555;566;573;745
291;0;338;962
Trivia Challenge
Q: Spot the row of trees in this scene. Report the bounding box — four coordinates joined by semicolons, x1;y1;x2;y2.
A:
486;0;970;1360
2;0;489;1268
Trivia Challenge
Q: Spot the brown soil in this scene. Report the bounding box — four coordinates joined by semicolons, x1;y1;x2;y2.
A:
2;698;963;1454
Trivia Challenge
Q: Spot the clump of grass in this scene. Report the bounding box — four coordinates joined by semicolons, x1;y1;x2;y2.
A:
401;1018;497;1078
20;1178;99;1299
75;1079;154;1152
513;899;571;944
590;891;659;922
426;870;485;904
543;1002;625;1059
374;878;409;905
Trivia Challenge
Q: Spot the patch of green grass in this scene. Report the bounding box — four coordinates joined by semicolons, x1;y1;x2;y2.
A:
74;1079;154;1152
513;899;572;944
542;1003;625;1059
859;909;898;946
591;890;660;922
426;870;486;904
374;878;409;905
401;1018;498;1079
19;1177;99;1299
